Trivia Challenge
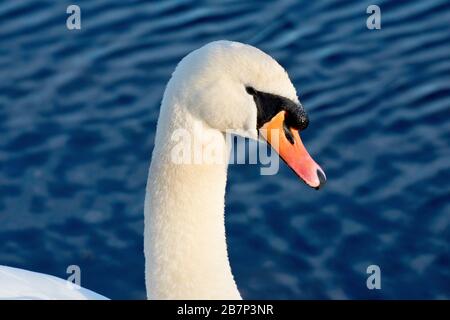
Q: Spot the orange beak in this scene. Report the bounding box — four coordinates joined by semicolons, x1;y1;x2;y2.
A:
260;111;326;189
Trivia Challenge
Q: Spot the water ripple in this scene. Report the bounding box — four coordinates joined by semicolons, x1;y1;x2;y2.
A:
0;0;449;299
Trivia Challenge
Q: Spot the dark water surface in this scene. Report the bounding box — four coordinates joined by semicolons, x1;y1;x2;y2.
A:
0;0;449;299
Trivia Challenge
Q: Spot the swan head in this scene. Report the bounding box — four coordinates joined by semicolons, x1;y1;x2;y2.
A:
166;40;326;189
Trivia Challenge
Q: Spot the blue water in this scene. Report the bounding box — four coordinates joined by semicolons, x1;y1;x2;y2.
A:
0;0;449;299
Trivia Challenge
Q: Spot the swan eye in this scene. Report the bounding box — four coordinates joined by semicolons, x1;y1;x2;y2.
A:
245;86;256;95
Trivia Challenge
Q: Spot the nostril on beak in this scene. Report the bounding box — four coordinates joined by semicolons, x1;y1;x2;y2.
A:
315;169;326;190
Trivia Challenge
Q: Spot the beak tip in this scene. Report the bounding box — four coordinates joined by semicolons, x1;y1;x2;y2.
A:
314;169;327;190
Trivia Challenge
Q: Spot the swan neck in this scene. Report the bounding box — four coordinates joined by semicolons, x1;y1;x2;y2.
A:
144;107;241;299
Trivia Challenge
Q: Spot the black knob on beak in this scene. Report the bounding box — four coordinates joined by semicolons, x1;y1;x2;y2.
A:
285;106;309;132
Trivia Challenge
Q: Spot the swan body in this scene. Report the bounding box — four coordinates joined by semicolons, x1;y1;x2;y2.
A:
0;41;325;300
0;266;107;300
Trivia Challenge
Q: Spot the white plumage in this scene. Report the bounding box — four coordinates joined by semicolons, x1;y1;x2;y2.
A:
144;41;298;299
0;266;107;300
1;41;303;300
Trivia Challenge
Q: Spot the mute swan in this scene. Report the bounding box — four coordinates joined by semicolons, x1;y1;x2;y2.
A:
0;41;325;300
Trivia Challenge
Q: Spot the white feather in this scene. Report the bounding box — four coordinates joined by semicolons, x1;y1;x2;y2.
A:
0;41;298;300
0;266;107;300
144;41;298;299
